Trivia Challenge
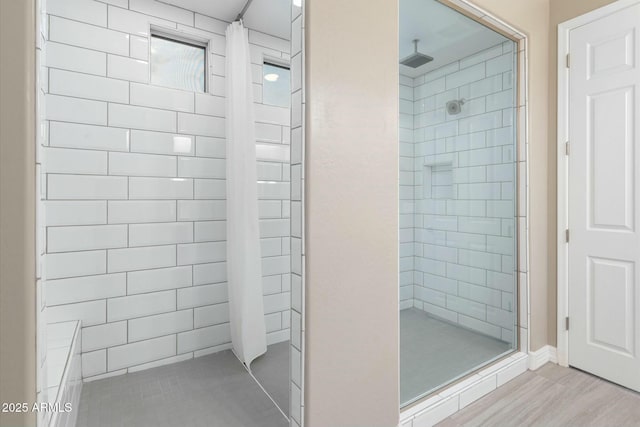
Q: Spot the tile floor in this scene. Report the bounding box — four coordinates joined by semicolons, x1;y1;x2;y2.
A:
437;363;640;427
401;308;512;406
76;349;288;427
251;340;290;415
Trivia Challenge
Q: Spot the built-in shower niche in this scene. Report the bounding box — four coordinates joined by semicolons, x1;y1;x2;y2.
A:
423;159;454;200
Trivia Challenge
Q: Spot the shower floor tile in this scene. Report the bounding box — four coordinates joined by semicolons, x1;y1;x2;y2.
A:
76;350;288;427
251;340;289;415
401;308;512;406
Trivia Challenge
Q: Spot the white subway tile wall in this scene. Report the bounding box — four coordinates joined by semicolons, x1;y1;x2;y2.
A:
291;1;305;425
403;42;518;343
43;0;292;379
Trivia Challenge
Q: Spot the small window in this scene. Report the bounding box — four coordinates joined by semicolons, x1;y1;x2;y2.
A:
262;62;291;108
150;34;206;93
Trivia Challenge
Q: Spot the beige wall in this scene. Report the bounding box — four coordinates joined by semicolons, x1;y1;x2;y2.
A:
304;0;400;425
0;0;37;426
546;0;617;347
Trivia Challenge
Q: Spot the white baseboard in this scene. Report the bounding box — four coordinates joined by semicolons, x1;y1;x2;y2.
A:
528;345;558;370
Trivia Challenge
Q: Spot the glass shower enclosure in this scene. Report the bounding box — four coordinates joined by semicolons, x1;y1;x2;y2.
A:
398;0;519;406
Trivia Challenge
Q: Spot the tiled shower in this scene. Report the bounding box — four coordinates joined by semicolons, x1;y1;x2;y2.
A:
398;0;519;406
36;0;297;425
400;41;517;343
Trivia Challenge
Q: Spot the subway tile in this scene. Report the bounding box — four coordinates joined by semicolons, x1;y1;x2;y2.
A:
257;162;282;181
446;63;485;89
178;283;227;309
108;55;148;83
177;241;225;265
129;177;193;200
195;136;225;158
487;271;515;292
459;111;503;135
130;35;149;60
130;130;195;157
129;0;193;26
194;179;226;199
107;290;175;322
486;200;514;218
263;255;290;276
486;89;514;112
129;310;193;342
446;294;487;320
193;262;226;286
107;4;176;37
47;273;125;306
195;94;225;117
256;144;290;162
460;44;503;69
48;175;127;200
46;95;107;126
109;104;176;132
258;182;290;200
46;42;106;76
459;75;503;100
422;272;457;295
127;266;192;294
194;303;229;328
194;221;226;242
49;16;129;56
177;200;225;221
255;123;282;143
45;250;106;280
486;53;514;76
458;147;503;167
194;13;226;35
47;300;105;326
458;248;502;272
487;306;514;330
108;200;176;224
109;152;177;177
108;335;176;371
178;113;225;138
263;292;289;315
48;224;127;252
44;147;107;175
177;323;230;354
50;69;128;103
248;30;289;53
46;201;107;226
48;0;107;27
446;231;486;251
458;217;502;235
107;245;176;273
82;350;106;378
447;263;486;285
458;281;502;308
178;157;225;179
82;321;127;352
49;122;129;152
487;235;515;255
129;222;193;246
255;104;290;126
458;314;502;339
130;83;194;112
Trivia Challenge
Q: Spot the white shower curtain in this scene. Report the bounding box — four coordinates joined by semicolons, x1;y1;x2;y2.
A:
225;21;267;367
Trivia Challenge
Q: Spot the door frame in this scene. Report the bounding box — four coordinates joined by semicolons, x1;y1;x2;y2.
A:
556;0;640;368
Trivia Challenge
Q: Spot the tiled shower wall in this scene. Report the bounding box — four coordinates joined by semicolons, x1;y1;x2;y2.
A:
402;42;518;344
290;1;304;425
42;0;292;380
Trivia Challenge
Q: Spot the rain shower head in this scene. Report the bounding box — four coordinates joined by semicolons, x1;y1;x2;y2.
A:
400;39;434;68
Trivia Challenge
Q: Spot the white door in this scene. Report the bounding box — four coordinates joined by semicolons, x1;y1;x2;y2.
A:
568;2;640;391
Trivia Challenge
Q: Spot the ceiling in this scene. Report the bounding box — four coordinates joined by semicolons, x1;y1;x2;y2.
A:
164;0;291;40
400;0;508;77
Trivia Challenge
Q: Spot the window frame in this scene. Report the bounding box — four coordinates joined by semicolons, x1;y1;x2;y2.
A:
149;26;211;94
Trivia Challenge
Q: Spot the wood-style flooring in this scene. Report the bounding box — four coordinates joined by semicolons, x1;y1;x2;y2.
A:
437;363;640;427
